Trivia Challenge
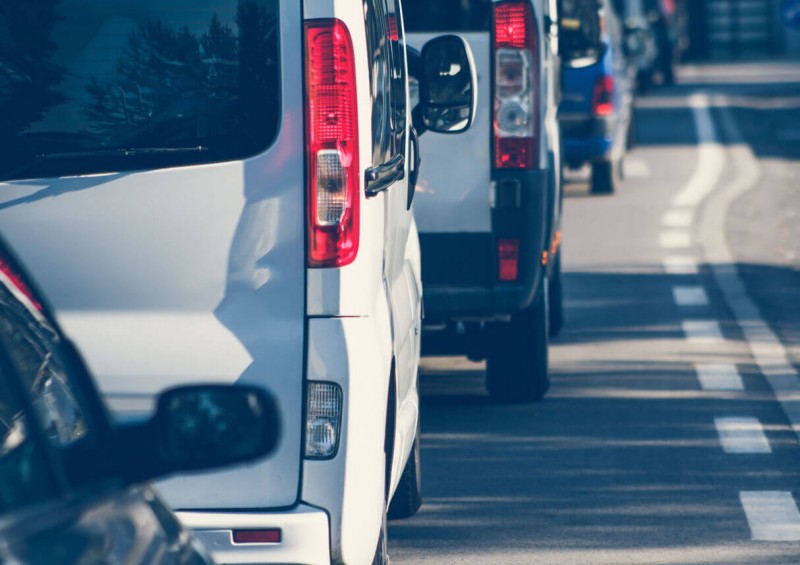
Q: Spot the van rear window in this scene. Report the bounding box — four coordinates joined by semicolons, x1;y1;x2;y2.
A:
403;0;492;32
0;0;280;181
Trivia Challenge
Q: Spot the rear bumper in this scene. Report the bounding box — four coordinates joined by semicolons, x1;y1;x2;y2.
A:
420;169;548;321
559;115;616;165
177;505;330;565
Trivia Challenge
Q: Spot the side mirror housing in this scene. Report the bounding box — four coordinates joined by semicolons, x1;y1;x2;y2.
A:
412;34;477;135
117;385;280;483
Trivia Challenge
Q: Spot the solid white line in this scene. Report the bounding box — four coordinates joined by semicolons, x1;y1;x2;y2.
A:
682;320;724;344
740;491;800;541
663;256;699;275
672;93;726;207
659;230;692;249
715;417;771;453
662;209;694;228
697;100;800;444
672;286;710;306
695;363;744;391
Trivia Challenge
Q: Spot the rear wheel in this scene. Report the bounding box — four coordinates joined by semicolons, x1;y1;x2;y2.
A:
590;159;619;194
548;252;564;337
486;279;550;403
388;429;422;519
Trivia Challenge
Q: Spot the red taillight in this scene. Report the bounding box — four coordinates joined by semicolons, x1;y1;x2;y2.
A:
493;1;539;170
232;529;282;544
498;239;520;281
304;20;360;268
592;75;614;117
0;256;42;311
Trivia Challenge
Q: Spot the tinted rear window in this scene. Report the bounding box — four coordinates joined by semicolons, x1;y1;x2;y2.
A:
0;0;280;181
403;0;492;32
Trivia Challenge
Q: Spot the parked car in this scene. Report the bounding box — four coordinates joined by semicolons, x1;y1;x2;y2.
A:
0;236;280;564
0;1;475;563
404;0;602;402
559;0;636;193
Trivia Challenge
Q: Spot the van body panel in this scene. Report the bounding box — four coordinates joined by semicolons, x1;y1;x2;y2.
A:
0;0;306;510
406;32;492;234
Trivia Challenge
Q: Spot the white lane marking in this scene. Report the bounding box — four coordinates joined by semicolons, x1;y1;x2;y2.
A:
715;417;771;454
696;363;744;391
672;286;710;306
740;491;800;541
697;101;800;444
672;93;726;207
663;255;699;275
623;157;651;178
659;230;692;249
662;209;694;228
682;320;724;344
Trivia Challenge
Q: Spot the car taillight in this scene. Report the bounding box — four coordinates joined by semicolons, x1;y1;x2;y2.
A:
498;239;520;281
592;75;614;117
493;1;539;170
304;20;360;268
0;256;42;311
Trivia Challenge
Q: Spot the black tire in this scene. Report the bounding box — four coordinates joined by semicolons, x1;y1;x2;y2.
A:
388;435;422;519
371;507;389;565
548;252;564;337
485;279;550;403
590;160;619;194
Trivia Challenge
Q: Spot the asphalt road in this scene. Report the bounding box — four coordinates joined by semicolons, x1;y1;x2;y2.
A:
389;61;800;564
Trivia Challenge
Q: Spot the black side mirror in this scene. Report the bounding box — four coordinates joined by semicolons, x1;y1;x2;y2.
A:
414;34;477;135
118;385;280;482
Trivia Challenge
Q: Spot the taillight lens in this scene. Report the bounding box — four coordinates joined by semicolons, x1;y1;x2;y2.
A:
592;75;614;117
498;239;520;281
0;256;42;311
304;20;360;268
493;1;539;169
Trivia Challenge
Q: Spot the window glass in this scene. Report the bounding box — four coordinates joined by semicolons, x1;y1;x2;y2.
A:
0;0;281;182
364;0;393;166
403;0;492;32
387;0;407;156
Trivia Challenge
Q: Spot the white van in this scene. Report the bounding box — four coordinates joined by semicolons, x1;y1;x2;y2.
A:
0;1;475;563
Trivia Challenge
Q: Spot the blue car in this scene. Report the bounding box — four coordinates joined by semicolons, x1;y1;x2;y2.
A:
559;1;635;194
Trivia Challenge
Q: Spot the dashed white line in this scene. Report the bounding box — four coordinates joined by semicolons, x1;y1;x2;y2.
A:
695;363;744;391
663;256;699;275
740;491;800;541
672;286;710;306
659;230;692;249
715;417;771;454
682;320;724;344
662;209;694;228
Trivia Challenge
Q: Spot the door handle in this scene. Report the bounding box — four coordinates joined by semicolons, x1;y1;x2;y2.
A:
365;153;405;197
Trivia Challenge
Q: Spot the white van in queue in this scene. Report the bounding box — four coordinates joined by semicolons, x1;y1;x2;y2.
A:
0;0;476;563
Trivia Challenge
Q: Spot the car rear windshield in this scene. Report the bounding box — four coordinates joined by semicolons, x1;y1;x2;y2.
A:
0;0;280;181
403;0;492;32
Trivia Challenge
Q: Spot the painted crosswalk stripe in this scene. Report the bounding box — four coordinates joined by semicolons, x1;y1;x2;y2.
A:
659;230;692;249
682;320;724;344
695;363;744;391
672;286;710;306
662;209;693;228
740;491;800;541
663;256;699;275
715;417;771;453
